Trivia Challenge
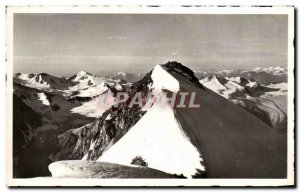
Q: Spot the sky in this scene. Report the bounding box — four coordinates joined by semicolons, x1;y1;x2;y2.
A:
13;14;288;77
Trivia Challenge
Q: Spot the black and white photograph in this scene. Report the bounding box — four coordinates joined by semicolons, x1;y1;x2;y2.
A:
6;6;294;187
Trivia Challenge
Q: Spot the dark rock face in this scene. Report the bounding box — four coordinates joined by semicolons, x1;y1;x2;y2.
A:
13;95;46;177
76;106;144;161
51;103;61;111
12;83;95;178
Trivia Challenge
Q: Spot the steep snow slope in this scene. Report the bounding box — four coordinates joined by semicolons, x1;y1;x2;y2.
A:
98;65;204;178
52;62;286;178
70;89;115;118
150;64;180;92
70;83;108;97
171;71;286;178
98;101;205;178
36;92;50;106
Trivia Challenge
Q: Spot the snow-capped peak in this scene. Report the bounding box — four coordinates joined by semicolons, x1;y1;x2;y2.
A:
215;69;235;76
14;72;33;81
69;70;94;83
251;66;287;75
14;72;53;91
151;64;180;93
253;67;262;72
116;72;127;76
77;70;89;76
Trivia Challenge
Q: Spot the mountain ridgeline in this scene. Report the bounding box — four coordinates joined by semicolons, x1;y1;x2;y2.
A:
13;61;287;178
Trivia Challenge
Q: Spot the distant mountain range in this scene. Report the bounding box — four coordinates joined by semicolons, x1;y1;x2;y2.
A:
200;75;287;132
107;72;145;83
194;66;287;84
13;63;287;178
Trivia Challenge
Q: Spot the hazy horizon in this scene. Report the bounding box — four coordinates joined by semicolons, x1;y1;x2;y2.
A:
14;14;288;77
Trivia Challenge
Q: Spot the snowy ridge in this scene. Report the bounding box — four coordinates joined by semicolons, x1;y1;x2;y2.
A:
252;66;287;75
70;89;115;118
150;64;180;93
200;75;246;99
108;71;144;83
98;64;205;178
14;73;54;91
97;101;205;178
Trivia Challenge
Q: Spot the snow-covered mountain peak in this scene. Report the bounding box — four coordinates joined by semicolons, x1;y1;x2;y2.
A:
14;72;54;91
251;66;287;75
253;67;262;72
115;72;127;76
151;64;180;93
77;70;89;76
14;72;32;80
69;70;93;82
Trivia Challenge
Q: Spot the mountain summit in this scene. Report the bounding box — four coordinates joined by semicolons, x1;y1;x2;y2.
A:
51;61;286;178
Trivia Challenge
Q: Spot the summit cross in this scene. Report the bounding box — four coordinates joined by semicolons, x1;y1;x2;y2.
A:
172;52;177;61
